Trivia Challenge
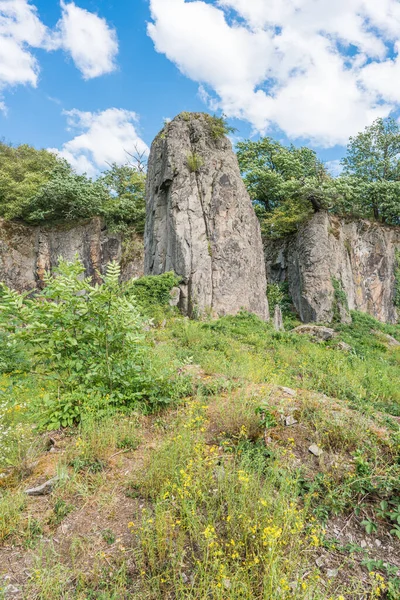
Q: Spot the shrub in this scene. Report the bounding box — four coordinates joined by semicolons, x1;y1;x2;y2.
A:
186;152;204;173
131;272;181;311
205;114;237;139
0;260;174;428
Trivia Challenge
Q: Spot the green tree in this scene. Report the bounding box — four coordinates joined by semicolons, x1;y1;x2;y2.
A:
0;142;58;220
236;138;333;236
341;117;400;224
99;163;146;233
22;160;109;223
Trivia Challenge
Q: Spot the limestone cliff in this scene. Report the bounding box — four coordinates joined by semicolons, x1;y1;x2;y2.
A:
144;113;269;320
264;212;400;323
0;217;144;291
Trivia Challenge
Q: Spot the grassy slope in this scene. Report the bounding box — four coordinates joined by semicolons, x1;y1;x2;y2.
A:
0;311;400;599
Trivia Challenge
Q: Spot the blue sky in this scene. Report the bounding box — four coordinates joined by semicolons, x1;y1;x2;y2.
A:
1;0;399;176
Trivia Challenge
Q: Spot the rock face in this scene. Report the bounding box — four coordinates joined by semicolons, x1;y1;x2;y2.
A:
144;113;269;320
0;217;144;291
265;212;400;324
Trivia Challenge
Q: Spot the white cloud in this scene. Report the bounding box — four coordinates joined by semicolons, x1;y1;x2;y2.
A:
55;1;118;79
148;0;400;146
0;0;118;108
0;0;49;91
51;108;149;177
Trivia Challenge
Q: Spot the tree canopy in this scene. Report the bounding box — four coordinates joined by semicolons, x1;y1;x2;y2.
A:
340;117;400;224
0;142;146;232
237;117;400;237
236;138;334;236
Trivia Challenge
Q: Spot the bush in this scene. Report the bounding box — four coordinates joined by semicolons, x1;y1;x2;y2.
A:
0;260;179;428
131;272;181;312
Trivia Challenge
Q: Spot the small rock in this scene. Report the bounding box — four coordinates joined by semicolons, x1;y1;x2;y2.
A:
375;539;382;547
360;540;367;548
309;444;323;457
25;477;58;496
337;341;352;352
292;325;336;341
327;569;338;578
279;386;297;397
4;584;20;596
285;415;298;427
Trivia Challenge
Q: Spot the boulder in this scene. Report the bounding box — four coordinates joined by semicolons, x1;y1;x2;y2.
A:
144;113;269;321
337;341;352;352
292;325;336;341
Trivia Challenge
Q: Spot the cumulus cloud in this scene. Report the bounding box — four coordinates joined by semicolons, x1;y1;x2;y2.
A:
54;1;118;79
51;108;149;177
0;0;118;107
148;0;400;146
0;0;49;91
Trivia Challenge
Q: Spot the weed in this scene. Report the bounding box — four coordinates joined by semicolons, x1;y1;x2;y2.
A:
205;113;237;139
49;498;74;526
101;528;116;545
186;152;204;173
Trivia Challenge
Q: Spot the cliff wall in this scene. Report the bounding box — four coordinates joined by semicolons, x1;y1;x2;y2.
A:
0;217;144;291
264;212;400;323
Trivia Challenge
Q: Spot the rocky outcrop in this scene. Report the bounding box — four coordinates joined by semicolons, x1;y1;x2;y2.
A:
0;217;144;292
144;113;269;320
265;212;400;324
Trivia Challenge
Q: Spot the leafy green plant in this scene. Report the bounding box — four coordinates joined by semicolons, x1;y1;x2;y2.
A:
255;404;277;429
101;529;116;545
49;499;74;526
0;259;166;428
205;114;237;139
361;518;378;534
131;272;181;312
186;152;204;173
